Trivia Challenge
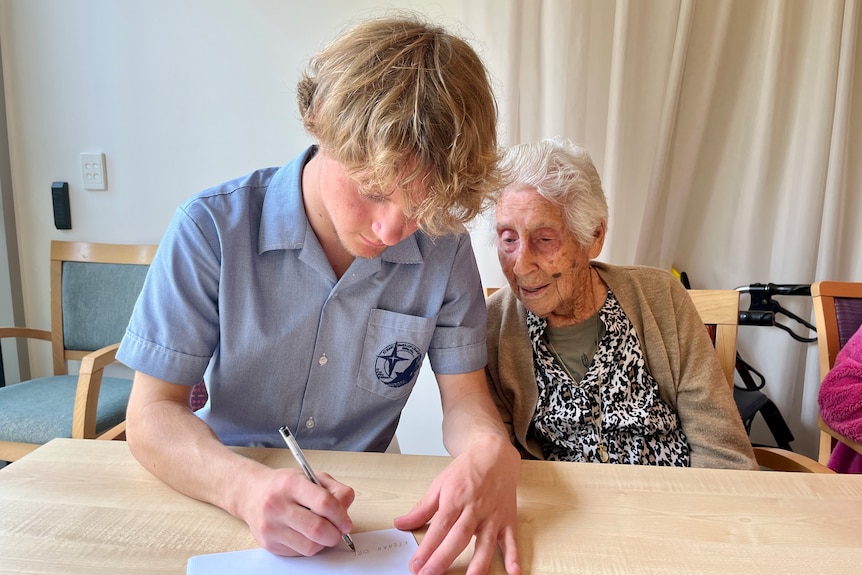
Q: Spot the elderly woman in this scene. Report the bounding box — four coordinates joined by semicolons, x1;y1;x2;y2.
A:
485;137;757;469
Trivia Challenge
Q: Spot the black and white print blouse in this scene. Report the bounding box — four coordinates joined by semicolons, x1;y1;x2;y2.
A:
528;289;691;465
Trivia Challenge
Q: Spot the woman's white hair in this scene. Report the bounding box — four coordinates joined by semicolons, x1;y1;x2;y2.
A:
495;137;608;247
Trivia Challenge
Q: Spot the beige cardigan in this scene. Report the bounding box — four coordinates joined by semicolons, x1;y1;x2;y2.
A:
485;262;757;470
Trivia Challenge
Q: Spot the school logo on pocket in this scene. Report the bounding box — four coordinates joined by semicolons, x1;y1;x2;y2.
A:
375;342;423;388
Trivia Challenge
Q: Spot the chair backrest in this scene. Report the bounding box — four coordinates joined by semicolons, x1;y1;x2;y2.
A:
811;281;862;381
50;241;158;375
687;290;740;388
811;280;862;464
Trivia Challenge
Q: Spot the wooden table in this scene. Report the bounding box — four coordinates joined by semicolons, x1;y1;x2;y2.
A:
1;438;860;574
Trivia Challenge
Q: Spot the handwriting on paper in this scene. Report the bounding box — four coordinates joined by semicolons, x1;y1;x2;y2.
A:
352;536;415;557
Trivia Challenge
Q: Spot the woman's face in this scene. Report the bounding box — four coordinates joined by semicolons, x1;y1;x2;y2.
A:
495;185;603;320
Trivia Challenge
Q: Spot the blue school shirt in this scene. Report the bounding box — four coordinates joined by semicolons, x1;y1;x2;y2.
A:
116;147;487;451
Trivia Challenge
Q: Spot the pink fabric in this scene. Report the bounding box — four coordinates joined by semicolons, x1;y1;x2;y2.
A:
190;381;208;411
818;325;862;473
827;442;862;474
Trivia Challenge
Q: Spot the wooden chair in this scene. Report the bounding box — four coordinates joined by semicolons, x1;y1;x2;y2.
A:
0;241;157;462
811;280;862;465
686;290;739;387
688;289;831;472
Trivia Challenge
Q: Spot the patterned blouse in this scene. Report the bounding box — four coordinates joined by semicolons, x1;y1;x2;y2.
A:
528;290;691;465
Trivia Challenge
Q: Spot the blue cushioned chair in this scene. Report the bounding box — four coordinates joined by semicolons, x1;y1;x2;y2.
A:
0;240;157;462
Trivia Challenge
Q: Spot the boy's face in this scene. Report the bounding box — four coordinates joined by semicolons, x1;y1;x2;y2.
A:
312;152;421;259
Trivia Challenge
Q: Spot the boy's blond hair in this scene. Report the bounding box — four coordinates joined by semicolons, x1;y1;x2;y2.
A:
297;15;501;236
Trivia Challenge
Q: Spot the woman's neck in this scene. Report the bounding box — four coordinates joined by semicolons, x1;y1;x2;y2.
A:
547;266;607;328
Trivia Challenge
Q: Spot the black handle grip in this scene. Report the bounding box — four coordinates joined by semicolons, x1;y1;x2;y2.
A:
739;310;775;326
739;283;811;296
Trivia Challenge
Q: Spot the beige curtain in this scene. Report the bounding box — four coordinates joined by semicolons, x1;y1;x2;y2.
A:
466;0;862;458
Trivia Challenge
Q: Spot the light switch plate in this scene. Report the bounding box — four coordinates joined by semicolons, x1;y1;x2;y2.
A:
81;153;107;190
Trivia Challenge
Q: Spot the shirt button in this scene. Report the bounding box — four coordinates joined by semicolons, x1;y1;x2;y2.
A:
305;417;315;429
318;354;327;366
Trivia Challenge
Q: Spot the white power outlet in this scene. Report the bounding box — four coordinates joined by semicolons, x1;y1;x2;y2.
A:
81;153;107;190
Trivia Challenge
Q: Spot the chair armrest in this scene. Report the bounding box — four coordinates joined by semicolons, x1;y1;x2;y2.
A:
72;343;121;439
0;327;52;341
79;342;120;374
818;415;862;456
753;446;835;473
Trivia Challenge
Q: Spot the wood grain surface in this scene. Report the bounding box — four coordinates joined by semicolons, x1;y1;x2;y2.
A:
1;439;860;574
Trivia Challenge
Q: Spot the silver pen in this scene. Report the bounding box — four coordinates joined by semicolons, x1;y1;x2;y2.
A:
278;425;356;552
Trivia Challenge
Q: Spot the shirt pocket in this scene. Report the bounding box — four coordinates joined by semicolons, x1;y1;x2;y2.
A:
357;308;437;400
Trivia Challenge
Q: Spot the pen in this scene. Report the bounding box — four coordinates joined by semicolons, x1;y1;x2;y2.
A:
278;425;356;552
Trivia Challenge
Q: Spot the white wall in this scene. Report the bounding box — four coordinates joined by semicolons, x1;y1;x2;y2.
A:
0;0;511;455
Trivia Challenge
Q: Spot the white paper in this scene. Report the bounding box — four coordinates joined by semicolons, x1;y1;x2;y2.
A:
186;528;418;575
